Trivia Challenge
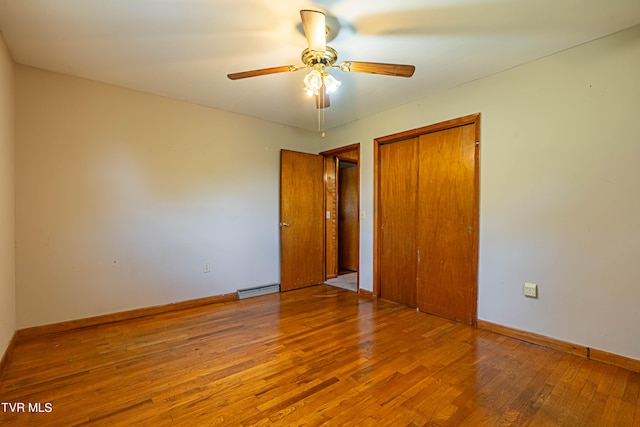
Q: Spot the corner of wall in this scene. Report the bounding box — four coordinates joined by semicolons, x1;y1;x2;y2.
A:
0;32;16;363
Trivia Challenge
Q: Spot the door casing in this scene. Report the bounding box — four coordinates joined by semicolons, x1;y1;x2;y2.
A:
320;144;360;284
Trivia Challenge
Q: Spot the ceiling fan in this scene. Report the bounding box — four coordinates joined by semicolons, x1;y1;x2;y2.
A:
227;10;416;109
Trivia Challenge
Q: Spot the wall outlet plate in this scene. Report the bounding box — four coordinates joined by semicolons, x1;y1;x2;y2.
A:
524;282;538;298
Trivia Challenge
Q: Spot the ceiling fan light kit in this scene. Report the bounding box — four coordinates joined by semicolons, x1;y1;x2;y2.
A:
323;73;341;93
227;10;415;112
303;69;323;96
301;46;341;98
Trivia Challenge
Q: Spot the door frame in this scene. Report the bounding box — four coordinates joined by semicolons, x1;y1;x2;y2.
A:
320;143;360;287
373;114;480;323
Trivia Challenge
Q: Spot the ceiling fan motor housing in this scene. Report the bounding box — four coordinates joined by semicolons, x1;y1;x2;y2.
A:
301;46;338;68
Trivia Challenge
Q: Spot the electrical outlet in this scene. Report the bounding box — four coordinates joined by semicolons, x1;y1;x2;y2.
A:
203;263;211;274
524;282;537;298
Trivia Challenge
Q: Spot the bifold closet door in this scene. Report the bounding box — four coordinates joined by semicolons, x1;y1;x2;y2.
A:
379;138;418;307
416;124;477;324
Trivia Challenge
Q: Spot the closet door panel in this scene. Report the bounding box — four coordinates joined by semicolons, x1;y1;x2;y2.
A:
416;124;477;324
379;138;418;307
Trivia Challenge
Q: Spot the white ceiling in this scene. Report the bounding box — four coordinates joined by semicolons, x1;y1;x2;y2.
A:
1;0;639;131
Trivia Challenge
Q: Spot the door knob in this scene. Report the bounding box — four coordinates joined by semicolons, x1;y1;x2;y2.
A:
280;222;290;227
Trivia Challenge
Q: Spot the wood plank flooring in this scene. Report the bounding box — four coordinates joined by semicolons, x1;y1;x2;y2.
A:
1;285;639;426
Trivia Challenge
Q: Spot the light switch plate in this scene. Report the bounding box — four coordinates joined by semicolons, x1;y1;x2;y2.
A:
524;282;537;298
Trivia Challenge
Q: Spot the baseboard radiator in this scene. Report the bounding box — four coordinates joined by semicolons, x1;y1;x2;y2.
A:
237;283;280;300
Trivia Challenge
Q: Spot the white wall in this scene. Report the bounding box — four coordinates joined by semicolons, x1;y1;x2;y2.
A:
0;33;16;357
13;24;640;360
15;66;318;328
323;25;640;359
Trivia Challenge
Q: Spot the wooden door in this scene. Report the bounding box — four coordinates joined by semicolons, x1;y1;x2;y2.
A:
280;150;325;291
416;124;478;324
323;156;339;279
338;163;358;271
378;138;418;307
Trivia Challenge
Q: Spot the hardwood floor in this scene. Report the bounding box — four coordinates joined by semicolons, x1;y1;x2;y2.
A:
1;285;639;426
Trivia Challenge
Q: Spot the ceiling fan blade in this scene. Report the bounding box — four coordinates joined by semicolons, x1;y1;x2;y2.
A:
227;65;295;80
300;10;326;52
340;61;416;77
315;86;330;109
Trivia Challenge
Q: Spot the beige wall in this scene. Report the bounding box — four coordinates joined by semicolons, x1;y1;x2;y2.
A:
0;33;16;357
15;67;318;328
322;25;640;359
